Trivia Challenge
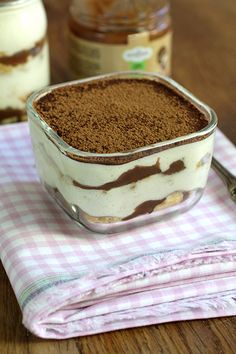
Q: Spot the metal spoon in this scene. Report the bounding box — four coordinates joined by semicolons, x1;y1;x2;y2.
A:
211;157;236;203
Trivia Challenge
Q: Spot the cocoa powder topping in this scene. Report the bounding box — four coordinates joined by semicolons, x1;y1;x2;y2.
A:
34;78;208;154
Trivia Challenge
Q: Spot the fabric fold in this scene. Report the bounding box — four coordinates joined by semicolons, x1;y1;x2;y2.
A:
0;123;236;338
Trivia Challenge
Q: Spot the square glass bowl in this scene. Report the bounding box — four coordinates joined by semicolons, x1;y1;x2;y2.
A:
27;72;217;233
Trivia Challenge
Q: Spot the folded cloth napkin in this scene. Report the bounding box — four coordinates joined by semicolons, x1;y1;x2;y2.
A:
0;122;236;339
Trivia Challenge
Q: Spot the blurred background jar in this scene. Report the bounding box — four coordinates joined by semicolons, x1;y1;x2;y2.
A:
68;0;172;79
0;0;50;124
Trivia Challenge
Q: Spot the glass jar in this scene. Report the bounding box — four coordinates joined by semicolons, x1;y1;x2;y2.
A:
68;0;172;79
27;72;217;234
0;0;50;124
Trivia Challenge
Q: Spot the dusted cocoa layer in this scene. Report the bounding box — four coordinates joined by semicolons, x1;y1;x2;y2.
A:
34;78;208;155
65;132;212;165
0;36;46;67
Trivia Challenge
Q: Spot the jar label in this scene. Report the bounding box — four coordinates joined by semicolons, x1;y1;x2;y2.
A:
69;30;172;78
123;47;153;63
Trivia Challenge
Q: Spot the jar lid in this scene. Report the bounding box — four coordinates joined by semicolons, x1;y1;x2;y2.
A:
70;0;170;30
0;0;35;8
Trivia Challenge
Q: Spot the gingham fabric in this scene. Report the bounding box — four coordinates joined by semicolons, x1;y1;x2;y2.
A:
0;122;236;339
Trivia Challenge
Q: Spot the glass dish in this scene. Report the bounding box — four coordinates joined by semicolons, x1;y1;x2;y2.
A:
0;0;49;124
27;72;217;233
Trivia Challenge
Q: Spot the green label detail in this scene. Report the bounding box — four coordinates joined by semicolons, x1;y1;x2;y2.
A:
130;61;146;70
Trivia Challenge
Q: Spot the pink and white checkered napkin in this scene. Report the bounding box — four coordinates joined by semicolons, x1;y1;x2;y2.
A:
0;122;236;339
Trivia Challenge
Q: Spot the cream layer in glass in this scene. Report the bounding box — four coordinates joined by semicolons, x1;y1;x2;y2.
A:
27;72;217;233
0;0;49;122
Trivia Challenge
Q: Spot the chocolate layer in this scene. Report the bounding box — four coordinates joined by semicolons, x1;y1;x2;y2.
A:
123;191;191;221
0;107;26;123
73;159;185;191
45;183;195;224
163;160;185;175
123;199;165;221
0;36;46;66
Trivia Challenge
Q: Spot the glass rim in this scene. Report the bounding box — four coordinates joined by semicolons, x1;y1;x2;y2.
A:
27;71;218;160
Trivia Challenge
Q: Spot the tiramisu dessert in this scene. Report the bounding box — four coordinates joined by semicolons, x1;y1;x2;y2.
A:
0;0;49;124
28;73;217;233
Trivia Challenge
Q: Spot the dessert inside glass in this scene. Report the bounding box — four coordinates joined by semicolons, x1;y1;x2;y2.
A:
27;72;217;233
0;0;49;124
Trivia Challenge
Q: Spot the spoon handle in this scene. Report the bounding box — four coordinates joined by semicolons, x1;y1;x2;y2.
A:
211;157;235;186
